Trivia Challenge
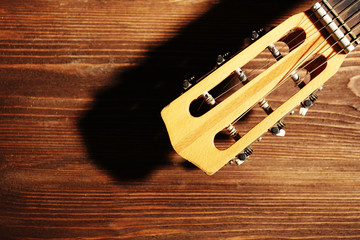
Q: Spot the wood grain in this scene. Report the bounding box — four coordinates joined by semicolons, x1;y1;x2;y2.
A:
1;0;360;239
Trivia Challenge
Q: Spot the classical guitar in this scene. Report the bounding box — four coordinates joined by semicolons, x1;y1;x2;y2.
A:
161;0;360;175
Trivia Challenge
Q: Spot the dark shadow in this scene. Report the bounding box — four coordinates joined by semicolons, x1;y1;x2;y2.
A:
79;0;302;181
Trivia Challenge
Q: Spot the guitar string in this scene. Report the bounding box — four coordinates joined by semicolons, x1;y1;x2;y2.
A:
215;0;356;101
195;0;339;105
194;0;358;132
227;0;345;89
267;4;360;97
229;6;360;127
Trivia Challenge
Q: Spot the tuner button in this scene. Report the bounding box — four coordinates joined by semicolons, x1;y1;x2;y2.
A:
251;31;260;41
183;79;192;90
270;126;280;135
238;153;247;161
216;55;225;65
303;99;312;108
299;107;309;116
182;76;195;91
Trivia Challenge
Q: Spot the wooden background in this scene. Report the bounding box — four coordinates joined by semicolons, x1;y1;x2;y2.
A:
1;0;360;239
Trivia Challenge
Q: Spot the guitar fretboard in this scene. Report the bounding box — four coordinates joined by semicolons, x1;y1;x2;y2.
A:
315;0;360;53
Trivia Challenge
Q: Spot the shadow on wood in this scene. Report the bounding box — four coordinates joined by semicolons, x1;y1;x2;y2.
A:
79;0;301;180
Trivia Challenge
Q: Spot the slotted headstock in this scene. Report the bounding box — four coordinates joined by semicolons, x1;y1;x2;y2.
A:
161;1;359;175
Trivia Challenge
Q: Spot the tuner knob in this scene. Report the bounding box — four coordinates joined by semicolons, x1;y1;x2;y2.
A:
215;52;230;67
270;126;286;137
182;76;195;91
299;92;318;116
270;120;286;136
216;55;225;65
250;28;266;41
183;79;192;90
236;146;253;162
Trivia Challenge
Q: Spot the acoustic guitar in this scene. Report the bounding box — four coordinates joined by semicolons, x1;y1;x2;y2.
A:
161;0;360;175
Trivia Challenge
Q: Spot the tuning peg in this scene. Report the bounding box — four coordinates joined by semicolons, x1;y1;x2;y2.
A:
299;92;318;116
267;43;283;60
250;28;266;41
215;52;230;67
235;68;249;84
236;146;253;163
182;76;195;91
269;119;286;136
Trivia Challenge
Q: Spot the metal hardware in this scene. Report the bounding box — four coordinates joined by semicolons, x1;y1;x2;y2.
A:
216;52;230;67
237;146;254;161
267;43;283;60
299;92;318;116
183;76;195;91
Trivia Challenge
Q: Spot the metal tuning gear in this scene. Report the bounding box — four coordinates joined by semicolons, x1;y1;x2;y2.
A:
201;92;242;142
182;76;195;91
235;68;286;137
201;91;252;165
299;91;319;116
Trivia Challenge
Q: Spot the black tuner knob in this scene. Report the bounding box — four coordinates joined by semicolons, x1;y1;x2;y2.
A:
302;99;313;108
216;52;229;66
216;55;225;65
183;79;192;90
238;153;247;161
250;28;266;41
270;126;280;135
182;76;195;91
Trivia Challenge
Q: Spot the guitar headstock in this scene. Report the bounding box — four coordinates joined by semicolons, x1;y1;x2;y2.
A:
161;0;359;175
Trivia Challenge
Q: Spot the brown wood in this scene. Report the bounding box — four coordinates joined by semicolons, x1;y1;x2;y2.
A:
1;0;360;239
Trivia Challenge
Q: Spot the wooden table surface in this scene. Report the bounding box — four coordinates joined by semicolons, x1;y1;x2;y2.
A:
1;0;360;239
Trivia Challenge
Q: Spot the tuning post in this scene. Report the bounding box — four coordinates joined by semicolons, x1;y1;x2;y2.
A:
267;43;283;60
235;70;287;137
202;91;242;142
235;68;249;84
258;98;273;115
258;98;286;136
226;124;241;141
202;91;216;106
290;72;307;89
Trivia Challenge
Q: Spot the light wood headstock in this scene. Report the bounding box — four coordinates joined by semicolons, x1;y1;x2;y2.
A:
161;1;358;175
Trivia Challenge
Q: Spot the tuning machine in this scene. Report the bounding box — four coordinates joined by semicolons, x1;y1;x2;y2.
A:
215;52;230;68
250;28;267;42
182;76;195;91
299;92;318;116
